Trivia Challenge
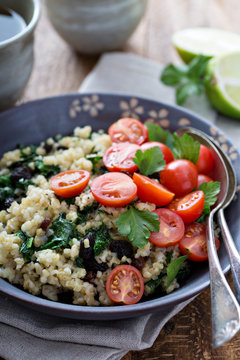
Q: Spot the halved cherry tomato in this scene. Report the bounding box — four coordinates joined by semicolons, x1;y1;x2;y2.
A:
196;145;214;175
108;118;148;145
50;170;90;198
141;141;174;163
179;223;220;261
90;172;137;207
197;174;213;188
149;208;185;247
103;143;140;173
106;265;144;305
133;173;174;206
168;190;205;224
160;159;198;197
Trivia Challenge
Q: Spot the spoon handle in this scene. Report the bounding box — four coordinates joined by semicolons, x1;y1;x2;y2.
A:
206;213;240;348
218;208;240;303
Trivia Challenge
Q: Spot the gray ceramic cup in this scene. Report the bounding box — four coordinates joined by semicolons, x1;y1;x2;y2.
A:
45;0;147;55
0;0;41;110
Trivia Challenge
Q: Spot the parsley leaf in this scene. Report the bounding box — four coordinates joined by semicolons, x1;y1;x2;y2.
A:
133;147;166;176
161;55;211;105
166;255;189;289
145;123;174;149
197;181;221;220
116;206;160;248
172;133;200;164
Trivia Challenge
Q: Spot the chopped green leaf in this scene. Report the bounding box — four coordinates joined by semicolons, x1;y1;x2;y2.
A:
166;255;189;289
0;187;15;203
86;154;102;174
166;250;173;264
76;203;99;225
145;123;174;149
39;213;75;250
160;55;211;105
86;224;111;256
176;264;191;284
116;206;160;248
197;181;221;221
0;175;12;187
146;275;164;295
17;230;35;262
172;133;200;164
133;147;166;176
34;159;60;178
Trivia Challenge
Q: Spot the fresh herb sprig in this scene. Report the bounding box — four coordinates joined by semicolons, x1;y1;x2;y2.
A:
116;205;160;248
172;133;200;164
161;55;211;105
197;181;221;222
133;147;166;176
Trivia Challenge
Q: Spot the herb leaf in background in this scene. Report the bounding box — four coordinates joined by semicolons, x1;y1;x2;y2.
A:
172;133;200;164
40;213;75;250
145;123;174;149
116;206;160;248
18;230;35;262
161;55;211;105
86;224;111;256
34;159;60;178
166;255;189;289
197;181;221;222
133;147;166;176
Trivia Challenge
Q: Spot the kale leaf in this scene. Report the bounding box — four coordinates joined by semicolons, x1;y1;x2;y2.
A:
86;224;111;256
34;159;60;178
18;230;35;262
76;203;99;225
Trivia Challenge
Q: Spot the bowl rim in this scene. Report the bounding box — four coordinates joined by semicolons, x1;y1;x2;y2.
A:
0;92;235;319
0;0;41;49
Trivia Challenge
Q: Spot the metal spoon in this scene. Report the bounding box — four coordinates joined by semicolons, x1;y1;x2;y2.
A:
177;127;240;348
208;137;240;303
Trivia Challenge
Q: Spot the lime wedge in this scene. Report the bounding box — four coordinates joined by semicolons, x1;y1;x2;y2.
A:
205;52;240;119
172;28;240;63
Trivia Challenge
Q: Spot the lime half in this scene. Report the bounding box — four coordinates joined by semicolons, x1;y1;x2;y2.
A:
205;52;240;119
172;28;240;63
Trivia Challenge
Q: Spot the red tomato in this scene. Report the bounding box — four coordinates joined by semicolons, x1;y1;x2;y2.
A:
133;173;174;206
168;190;205;224
149;208;185;247
141;142;174;163
179;223;220;261
108;118;148;145
160;159;198;197
90;172;137;207
196;145;214;175
106;265;144;305
197;174;213;188
103;143;140;173
50;170;90;198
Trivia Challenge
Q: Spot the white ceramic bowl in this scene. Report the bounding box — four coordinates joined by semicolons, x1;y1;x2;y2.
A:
45;0;147;54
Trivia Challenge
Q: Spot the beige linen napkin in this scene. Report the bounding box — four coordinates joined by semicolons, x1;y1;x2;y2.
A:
0;52;238;360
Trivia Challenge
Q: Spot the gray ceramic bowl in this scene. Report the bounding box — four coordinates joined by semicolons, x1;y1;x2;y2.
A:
45;0;147;54
0;93;239;320
0;0;41;110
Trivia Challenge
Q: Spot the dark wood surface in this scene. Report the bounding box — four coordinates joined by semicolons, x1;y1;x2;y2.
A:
13;1;240;358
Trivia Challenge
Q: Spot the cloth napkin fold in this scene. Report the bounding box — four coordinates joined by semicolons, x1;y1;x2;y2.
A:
0;52;238;360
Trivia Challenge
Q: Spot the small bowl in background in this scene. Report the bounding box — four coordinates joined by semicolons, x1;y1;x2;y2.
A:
45;0;147;55
0;0;41;111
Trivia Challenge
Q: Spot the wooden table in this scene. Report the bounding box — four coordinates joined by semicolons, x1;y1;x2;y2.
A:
18;1;240;359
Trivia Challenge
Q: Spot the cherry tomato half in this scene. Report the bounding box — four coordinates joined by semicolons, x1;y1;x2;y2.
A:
50;170;90;198
197;174;213;188
149;208;185;247
168;190;205;224
179;223;220;261
108;118;148;145
133;173;174;207
106;265;144;305
90;172;137;207
160;159;198;197
103;143;140;173
141;141;174;163
196;145;214;175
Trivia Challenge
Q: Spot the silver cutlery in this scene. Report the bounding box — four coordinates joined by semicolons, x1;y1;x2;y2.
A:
177;127;240;348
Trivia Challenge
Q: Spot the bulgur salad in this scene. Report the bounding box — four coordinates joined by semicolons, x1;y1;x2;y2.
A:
0;118;221;306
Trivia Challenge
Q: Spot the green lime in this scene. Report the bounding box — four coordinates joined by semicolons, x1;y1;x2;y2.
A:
205;52;240;119
172;28;240;63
